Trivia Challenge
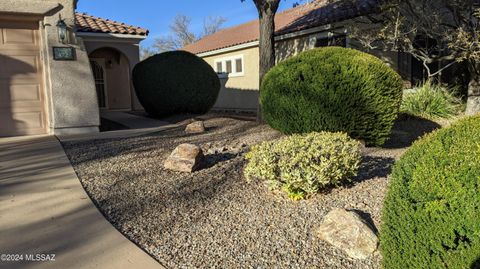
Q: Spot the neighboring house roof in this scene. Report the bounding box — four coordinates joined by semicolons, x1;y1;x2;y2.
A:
75;13;149;36
183;0;380;55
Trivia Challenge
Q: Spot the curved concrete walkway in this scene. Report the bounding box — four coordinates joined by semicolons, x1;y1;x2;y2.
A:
0;135;164;269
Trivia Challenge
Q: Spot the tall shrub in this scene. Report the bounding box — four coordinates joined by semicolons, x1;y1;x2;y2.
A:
381;116;480;269
260;47;403;146
132;51;220;117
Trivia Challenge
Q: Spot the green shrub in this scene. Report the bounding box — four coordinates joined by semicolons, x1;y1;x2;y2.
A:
244;132;361;200
381;115;480;269
132;51;220;117
260;47;403;146
401;80;463;119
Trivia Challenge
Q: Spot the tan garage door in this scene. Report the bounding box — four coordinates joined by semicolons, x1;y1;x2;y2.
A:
0;20;46;137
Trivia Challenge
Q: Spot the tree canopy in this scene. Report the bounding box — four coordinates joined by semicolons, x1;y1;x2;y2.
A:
347;0;480;113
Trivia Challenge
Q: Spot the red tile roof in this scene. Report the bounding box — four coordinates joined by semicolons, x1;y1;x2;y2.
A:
183;0;379;54
75;13;149;36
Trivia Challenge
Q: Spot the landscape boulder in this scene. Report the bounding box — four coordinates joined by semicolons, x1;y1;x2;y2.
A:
317;208;378;259
185;121;206;134
164;143;205;172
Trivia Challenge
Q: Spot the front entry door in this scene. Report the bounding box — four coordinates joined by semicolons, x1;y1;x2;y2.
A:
90;59;108;109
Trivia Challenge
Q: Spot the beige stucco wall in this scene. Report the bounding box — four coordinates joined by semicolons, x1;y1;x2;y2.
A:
83;37;144;111
202;46;260;111
214;78;259;111
348;39;399;70
0;0;100;135
202;29;348;92
203;46;260;91
42;0;100;135
0;0;59;15
276;32;320;62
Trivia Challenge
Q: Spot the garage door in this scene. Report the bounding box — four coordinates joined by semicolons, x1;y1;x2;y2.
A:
0;20;46;137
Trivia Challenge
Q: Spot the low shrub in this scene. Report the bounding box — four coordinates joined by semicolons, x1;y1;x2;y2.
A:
401;80;463;119
244;132;361;200
260;47;403;146
381;115;480;269
132;51;220;117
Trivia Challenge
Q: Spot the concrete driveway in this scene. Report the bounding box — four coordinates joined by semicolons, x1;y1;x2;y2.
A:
0;135;164;269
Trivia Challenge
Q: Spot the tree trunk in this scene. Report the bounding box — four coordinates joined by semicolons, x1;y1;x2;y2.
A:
254;0;279;122
466;61;480;115
258;8;276;84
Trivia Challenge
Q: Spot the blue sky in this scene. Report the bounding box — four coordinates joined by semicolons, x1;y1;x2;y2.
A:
77;0;298;47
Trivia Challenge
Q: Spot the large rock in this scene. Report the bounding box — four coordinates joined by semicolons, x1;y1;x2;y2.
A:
185;121;206;134
317;208;378;259
164;144;205;172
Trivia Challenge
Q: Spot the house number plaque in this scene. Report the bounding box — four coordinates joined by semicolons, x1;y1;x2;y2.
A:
53;47;77;61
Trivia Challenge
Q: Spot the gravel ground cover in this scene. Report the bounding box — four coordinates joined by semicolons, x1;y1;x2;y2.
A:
62;115;441;269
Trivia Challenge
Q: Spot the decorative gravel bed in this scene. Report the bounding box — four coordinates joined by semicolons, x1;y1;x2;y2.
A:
62;115;440;269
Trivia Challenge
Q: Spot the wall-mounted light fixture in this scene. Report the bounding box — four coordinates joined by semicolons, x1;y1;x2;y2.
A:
56;16;68;44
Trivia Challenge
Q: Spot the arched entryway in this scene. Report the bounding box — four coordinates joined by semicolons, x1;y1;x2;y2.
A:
89;48;132;110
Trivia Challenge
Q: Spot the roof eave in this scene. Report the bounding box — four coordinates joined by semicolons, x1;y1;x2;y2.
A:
76;31;148;40
195;23;335;57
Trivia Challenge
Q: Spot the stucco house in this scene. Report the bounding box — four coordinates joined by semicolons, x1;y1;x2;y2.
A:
0;0;148;137
183;0;423;112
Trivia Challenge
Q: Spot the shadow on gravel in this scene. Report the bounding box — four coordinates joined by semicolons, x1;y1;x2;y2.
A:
204;126;218;132
96;158;243;239
195;112;257;123
354;156;396;183
132;111;257;124
63;119;259;168
383;114;441;149
203;152;239;169
319;155;395;195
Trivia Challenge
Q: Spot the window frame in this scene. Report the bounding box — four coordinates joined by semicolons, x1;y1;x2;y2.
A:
216;61;223;73
214;54;245;78
314;32;348;48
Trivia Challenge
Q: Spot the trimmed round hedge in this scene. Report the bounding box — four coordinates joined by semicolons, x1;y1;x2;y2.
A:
381;116;480;269
132;51;220;117
260;47;403;146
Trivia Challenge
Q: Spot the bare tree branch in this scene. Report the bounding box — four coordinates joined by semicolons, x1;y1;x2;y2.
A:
169;14;197;47
202;16;227;37
146;14;227;54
